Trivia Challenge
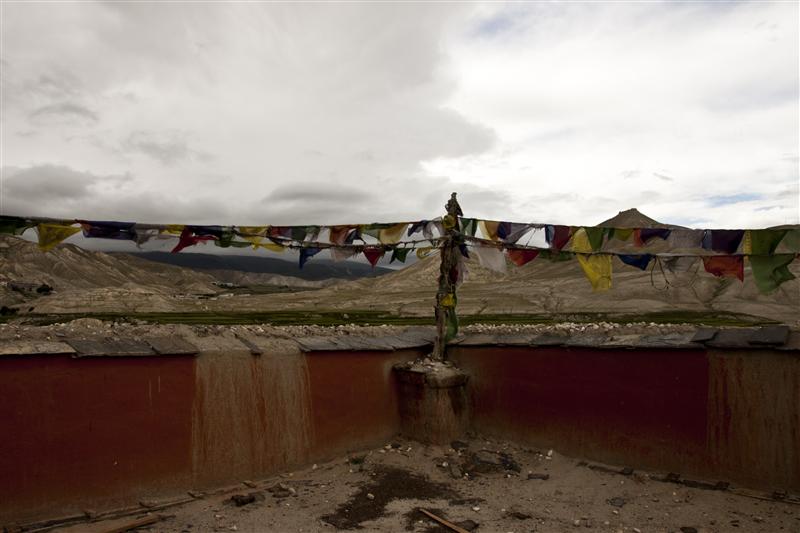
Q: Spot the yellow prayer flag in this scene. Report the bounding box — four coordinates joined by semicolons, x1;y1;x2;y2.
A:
571;228;592;253
238;226;268;245
576;253;612;291
36;223;80;252
164;224;185;235
479;220;501;240
416;247;435;259
612;228;634;242
255;242;285;253
742;230;752;255
378;223;407;245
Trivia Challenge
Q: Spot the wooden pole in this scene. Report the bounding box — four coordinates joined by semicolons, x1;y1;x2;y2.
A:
432;192;462;361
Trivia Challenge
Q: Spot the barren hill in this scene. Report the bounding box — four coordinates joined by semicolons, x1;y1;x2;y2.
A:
0;235;217;310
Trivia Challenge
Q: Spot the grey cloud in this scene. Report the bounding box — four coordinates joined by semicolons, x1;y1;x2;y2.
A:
266;183;373;204
3;164;101;202
28;102;98;124
121;131;212;165
26;71;82;99
653;172;675;182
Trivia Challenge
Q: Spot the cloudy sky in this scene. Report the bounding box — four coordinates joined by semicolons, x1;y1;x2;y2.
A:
1;1;798;230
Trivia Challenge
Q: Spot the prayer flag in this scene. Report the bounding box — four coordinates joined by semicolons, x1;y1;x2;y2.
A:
172;227;216;253
618;254;653;270
507;248;539;266
36;222;80;252
750;255;796;294
390;247;411;264
0;216;34;235
576;253;612;291
378;223;408;244
363;246;384;267
472;245;507;273
545;225;572;250
299;247;321;268
702;255;744;281
76;220;136;241
702;230;744;254
634;228;671;247
479;220;501;241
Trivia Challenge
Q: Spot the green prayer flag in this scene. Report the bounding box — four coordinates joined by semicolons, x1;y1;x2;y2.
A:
444;307;458;343
583;227;607;251
459;217;478;236
779;229;800;253
750;255;796;294
390;247;411;263
540;250;572;262
750;229;788;255
0;216;33;235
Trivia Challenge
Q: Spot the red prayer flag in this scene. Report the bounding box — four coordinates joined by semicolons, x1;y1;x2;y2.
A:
702;255;744;281
507;248;539;266
363;247;384;267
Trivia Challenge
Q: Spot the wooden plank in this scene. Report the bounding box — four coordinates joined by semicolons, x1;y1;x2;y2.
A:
418;508;471;533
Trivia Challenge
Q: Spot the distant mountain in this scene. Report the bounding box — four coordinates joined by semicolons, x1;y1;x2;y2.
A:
121;251;393;282
598;208;686;229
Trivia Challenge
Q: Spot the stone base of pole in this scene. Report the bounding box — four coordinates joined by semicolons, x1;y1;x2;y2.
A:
393;361;469;445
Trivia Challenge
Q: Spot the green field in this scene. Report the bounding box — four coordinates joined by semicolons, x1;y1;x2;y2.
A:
1;309;778;327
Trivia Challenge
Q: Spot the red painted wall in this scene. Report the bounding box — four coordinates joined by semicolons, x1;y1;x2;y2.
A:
305;350;415;458
0;355;195;523
449;345;800;491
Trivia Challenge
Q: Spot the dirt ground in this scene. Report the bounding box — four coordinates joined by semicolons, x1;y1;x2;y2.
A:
53;437;799;533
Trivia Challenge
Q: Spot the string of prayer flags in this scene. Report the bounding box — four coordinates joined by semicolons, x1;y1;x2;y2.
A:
363;246;385;267
634;228;671;247
506;248;539;266
36;222;81;252
702;229;744;254
390;247;411;264
0;216;35;236
702;255;744;281
618;254;653;270
298;247;322;269
545;225;572;250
